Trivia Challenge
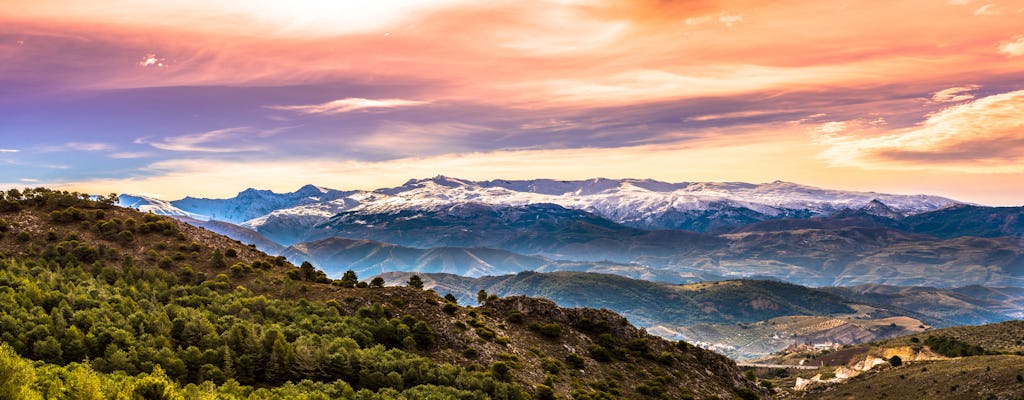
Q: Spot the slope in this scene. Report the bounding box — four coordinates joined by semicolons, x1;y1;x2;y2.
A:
0;188;763;399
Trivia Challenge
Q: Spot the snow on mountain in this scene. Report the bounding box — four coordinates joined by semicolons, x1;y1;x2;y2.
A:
228;177;955;242
117;194;203;219
122;177;959;239
169;184;355;224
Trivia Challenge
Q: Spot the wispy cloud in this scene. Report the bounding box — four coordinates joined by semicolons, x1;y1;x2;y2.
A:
267;98;429;115
974;3;999;15
687;110;788;122
0;149;18;153
931;85;979;102
19;178;39;183
998;35;1024;56
109;152;152;159
38;142;115;152
819;90;1024;173
354;121;492;156
136;127;277;153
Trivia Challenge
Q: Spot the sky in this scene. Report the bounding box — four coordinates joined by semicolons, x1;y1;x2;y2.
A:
1;0;1023;204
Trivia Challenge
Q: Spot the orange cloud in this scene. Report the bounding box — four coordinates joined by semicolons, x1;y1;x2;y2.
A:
818;90;1024;173
266;98;429;115
5;0;1023;109
999;35;1024;56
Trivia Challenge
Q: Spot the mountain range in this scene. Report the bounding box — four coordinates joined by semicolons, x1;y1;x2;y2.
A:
373;271;1023;359
120;177;1024;288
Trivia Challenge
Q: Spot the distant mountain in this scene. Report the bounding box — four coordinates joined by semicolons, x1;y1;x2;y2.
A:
119;177;1024;288
825;284;1023;326
117;194;203;219
898;204;1024;239
281;236;707;281
378;271;1020;359
123;177;957;236
380;272;860;326
178;216;287;255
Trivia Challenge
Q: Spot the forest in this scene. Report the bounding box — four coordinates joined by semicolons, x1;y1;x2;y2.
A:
0;188;527;399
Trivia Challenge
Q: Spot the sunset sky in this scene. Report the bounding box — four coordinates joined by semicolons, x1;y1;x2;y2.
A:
2;0;1023;204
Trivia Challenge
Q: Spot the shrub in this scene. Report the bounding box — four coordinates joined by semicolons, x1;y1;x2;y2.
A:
541;358;562;375
566;352;585;369
534;384;556;400
490;362;511;381
588;345;612;362
475;326;497;341
530;323;562;339
442;302;458;315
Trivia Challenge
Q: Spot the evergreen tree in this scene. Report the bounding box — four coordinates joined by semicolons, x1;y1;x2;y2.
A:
340;270;359;288
407;275;424;289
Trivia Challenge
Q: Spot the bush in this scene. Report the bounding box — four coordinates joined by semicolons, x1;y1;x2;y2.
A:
588;345;612;362
566;352;585;369
530;323;562;339
534;384;556;400
475;326;497;341
541;358;562;375
158;256;174;269
442;302;458;315
924;335;987;357
490;362;511;381
888;355;902;367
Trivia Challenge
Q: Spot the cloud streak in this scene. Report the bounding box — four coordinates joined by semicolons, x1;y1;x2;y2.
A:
39;142;115;152
136;128;266;153
931;85;979;103
819;90;1024;173
266;98;429;115
999;35;1024;57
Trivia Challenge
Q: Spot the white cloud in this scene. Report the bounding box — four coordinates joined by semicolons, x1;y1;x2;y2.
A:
818;90;1024;173
110;152;153;159
687;110;786;122
998;35;1024;57
931;85;979;102
973;3;998;15
718;13;743;27
354;121;492;156
19;178;40;183
266;98;429;115
0;149;18;153
136;127;273;153
39;142;115;152
138;53;166;67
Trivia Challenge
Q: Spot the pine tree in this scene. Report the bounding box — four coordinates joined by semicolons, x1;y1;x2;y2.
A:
407;275;424;289
340;270;358;288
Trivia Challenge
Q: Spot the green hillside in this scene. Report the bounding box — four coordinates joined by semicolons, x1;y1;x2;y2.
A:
0;188;763;399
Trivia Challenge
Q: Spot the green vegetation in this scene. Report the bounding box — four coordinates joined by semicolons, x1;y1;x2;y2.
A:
802;356;1024;400
923;336;989;358
0;188;763;399
0;189;526;399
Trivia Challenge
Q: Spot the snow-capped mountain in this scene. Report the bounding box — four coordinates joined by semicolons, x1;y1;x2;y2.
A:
117;194;204;219
121;176;958;240
243;177;955;239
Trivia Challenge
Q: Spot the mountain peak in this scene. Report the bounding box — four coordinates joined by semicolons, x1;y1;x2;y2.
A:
295;184;328;196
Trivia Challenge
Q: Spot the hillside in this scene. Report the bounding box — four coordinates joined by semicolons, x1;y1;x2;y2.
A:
379;272;859;327
765;321;1024;399
282;236;708;282
0;188;763;399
